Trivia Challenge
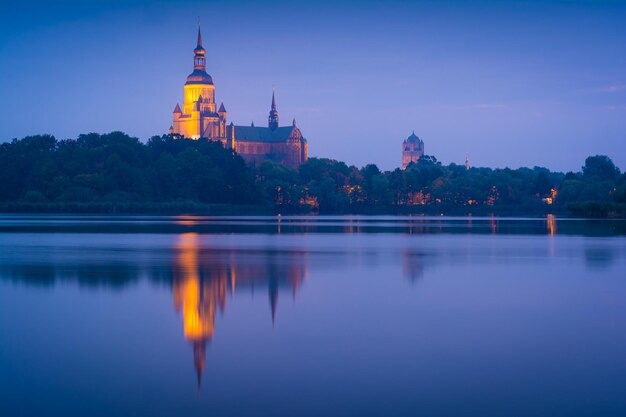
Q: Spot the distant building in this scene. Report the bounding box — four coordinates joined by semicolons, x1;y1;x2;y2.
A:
171;24;308;168
402;131;424;169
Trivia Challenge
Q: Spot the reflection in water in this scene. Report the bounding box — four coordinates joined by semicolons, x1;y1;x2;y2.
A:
171;233;307;388
173;233;227;388
402;250;425;284
585;244;616;270
1;214;625;236
490;215;497;234
547;214;557;236
2;216;625;407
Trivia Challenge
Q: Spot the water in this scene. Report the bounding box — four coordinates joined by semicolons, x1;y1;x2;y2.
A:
0;215;625;417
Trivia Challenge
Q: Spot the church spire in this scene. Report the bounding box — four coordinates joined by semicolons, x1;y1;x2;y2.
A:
193;341;206;393
196;17;203;48
269;281;278;326
193;19;206;72
268;89;279;130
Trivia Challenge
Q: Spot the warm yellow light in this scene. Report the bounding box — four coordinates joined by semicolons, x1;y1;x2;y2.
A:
547;214;557;236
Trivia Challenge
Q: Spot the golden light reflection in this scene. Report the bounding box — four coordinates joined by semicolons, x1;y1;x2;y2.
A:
173;233;227;388
171;232;307;391
547;214;557;236
173;216;201;226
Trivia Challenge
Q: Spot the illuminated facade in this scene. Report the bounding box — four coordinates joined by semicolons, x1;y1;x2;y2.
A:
402;131;424;169
171;25;308;168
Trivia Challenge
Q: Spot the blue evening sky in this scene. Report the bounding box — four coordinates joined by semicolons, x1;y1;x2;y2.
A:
1;0;625;171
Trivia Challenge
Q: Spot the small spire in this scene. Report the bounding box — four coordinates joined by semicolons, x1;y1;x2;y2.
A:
218;102;226;113
268;89;279;130
269;284;278;327
251;121;255;127
173;103;182;113
193;341;206;393
271;89;276;111
197;17;202;48
292;118;297;127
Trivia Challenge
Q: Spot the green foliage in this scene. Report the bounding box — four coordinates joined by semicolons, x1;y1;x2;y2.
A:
0;133;261;207
583;155;621;181
0;134;622;216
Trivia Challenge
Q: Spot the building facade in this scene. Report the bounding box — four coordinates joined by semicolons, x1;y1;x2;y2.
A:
170;26;308;168
401;131;424;169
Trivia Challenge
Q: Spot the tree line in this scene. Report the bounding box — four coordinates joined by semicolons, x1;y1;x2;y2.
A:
0;132;624;216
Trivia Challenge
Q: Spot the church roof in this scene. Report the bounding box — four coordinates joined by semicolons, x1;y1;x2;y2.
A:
186;69;213;85
405;131;423;143
234;125;300;143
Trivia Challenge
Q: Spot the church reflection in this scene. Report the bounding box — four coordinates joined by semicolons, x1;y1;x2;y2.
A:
402;250;425;284
172;233;226;388
171;233;307;388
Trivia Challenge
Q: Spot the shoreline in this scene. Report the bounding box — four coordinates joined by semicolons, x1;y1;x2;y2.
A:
0;201;624;218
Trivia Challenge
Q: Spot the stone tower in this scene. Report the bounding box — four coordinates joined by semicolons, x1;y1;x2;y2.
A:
171;23;228;145
402;131;424;169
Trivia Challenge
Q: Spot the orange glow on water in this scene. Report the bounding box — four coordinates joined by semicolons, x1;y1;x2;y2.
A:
171;231;308;390
173;233;228;388
174;216;201;226
547;214;557;236
174;233;219;342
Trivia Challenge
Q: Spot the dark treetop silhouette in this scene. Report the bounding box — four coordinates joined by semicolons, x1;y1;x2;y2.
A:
0;132;624;216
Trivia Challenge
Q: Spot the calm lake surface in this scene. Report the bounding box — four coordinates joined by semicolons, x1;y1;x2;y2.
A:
1;215;625;417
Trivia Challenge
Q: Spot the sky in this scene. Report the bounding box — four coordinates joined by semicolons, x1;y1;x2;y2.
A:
1;0;625;172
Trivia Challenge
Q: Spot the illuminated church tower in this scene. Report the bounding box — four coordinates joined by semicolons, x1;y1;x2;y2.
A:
402;131;424;169
172;23;229;145
170;22;308;167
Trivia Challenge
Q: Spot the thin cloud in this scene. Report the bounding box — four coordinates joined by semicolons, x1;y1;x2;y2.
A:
475;103;509;109
579;84;626;94
414;103;511;111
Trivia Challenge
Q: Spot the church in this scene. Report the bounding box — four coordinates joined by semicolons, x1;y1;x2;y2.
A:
402;131;424;169
169;25;308;168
